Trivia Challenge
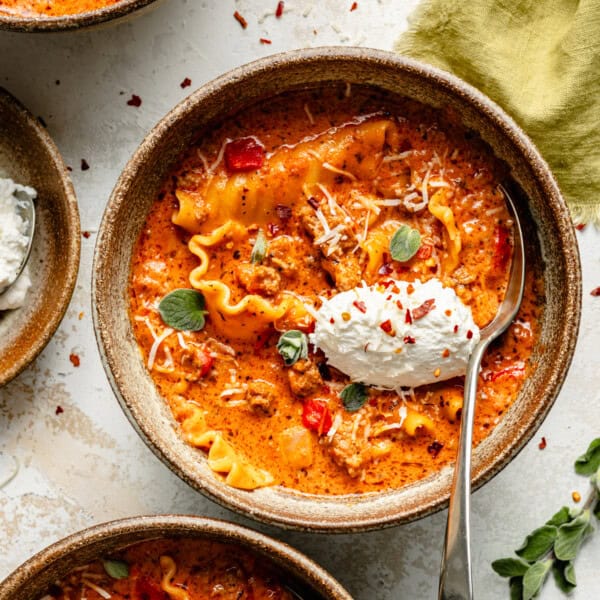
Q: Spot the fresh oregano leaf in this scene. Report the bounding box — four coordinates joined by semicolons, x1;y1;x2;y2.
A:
574;438;600;475
554;510;591;561
491;558;530;578
389;225;421;262
522;559;552;600
158;289;208;331
509;576;524;600
251;228;268;264
516;525;557;561
552;560;577;593
546;506;571;528
276;330;308;366
340;383;368;412
102;559;129;579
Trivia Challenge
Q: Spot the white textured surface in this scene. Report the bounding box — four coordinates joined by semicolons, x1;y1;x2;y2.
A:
0;1;599;598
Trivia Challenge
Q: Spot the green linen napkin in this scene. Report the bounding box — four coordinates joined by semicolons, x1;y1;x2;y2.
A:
396;0;600;226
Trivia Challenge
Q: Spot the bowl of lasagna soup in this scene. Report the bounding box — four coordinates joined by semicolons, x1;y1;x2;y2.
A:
0;0;159;32
93;48;581;531
0;515;351;599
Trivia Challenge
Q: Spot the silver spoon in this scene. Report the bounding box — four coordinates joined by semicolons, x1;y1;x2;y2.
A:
0;189;35;296
438;186;525;600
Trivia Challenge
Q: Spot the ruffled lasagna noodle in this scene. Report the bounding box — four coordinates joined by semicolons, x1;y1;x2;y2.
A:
129;86;543;495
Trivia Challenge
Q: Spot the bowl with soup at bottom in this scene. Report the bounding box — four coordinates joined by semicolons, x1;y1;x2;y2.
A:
93;47;581;532
0;0;160;32
0;515;352;600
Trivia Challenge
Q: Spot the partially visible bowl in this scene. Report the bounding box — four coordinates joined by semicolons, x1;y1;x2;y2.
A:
93;48;581;531
0;87;80;387
0;515;352;600
0;0;159;32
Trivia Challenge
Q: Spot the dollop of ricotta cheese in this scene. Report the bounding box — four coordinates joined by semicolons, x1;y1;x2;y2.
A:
309;278;480;389
0;177;36;309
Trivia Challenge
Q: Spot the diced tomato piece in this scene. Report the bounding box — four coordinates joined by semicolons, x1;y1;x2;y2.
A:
493;225;511;271
416;243;433;259
224;137;265;172
197;349;214;377
302;399;332;435
135;577;168;600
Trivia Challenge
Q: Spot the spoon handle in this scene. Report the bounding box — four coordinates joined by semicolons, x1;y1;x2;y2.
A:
438;341;489;600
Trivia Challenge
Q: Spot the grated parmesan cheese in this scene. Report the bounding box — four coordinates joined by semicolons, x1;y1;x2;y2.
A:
303;103;315;125
327;412;343;441
147;327;174;371
81;579;111;599
321;162;357;182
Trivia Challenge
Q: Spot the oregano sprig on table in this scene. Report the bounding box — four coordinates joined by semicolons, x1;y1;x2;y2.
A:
492;438;600;599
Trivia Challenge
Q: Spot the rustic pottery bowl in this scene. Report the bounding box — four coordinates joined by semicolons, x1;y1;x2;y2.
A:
93;48;581;532
0;87;80;387
0;515;352;600
0;0;159;32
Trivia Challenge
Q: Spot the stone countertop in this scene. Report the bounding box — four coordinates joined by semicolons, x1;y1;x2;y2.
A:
0;1;599;598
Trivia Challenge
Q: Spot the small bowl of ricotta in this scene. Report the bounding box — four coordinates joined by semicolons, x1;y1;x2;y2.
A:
0;87;80;387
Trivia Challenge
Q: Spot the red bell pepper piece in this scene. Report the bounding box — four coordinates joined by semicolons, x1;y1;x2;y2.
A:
302;399;332;435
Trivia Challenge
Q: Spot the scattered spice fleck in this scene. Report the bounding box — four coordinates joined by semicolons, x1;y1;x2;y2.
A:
329;317;335;324
341;312;351;322
412;298;435;320
55;405;64;415
442;349;450;358
127;94;142;107
403;335;416;344
82;231;91;239
427;440;443;457
466;329;473;339
69;353;80;367
276;204;292;220
380;319;395;336
538;436;547;450
405;309;412;324
233;10;248;28
81;159;90;171
260;38;272;44
353;300;367;313
453;324;459;333
55;80;60;85
575;223;586;231
591;287;600;297
378;262;394;275
434;368;441;378
572;491;581;503
78;311;84;320
394;347;403;354
66;166;73;172
350;1;358;10
180;77;192;89
445;309;452;317
406;284;415;295
275;1;284;18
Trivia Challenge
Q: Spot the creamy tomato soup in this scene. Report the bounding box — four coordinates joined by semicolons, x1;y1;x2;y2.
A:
129;85;542;495
43;538;295;600
0;0;121;17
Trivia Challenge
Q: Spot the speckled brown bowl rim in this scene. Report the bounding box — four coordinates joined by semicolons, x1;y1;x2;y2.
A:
0;0;158;32
0;515;352;600
0;87;80;387
93;47;581;532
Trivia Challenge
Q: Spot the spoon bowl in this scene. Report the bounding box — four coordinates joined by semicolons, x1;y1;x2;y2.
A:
438;186;526;600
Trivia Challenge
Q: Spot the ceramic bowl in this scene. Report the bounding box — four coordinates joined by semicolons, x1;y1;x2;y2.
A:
93;48;581;532
0;87;80;388
0;0;159;32
0;515;352;600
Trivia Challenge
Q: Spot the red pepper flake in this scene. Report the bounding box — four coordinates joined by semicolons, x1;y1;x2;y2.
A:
406;284;415;295
453;324;459;333
427;440;443;457
591;287;600;297
127;94;142;107
445;309;452;317
80;159;90;171
403;336;416;344
391;285;400;294
329;317;335;324
275;1;284;18
416;243;433;259
405;309;412;324
466;330;473;339
380;279;394;289
350;1;358;10
55;405;64;415
395;300;403;310
260;38;272;44
378;262;394;275
267;222;280;236
575;223;586;231
233;10;248;28
69;353;80;367
82;231;91;239
442;349;450;358
380;319;395;336
307;196;320;210
353;300;367;313
180;77;192;89
538;436;547;450
386;294;392;301
412;298;436;320
224;137;265;172
276;204;292;220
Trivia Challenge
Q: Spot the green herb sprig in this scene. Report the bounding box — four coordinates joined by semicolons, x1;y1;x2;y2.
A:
492;438;600;599
389;225;421;262
158;289;208;331
102;559;129;579
276;330;308;366
340;382;368;412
